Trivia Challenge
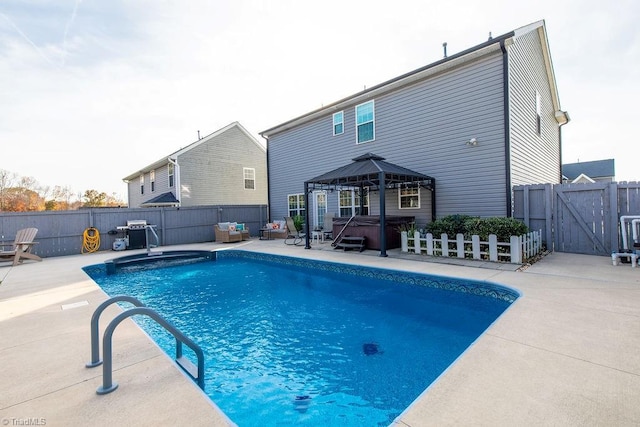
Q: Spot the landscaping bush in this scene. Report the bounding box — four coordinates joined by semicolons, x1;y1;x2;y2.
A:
425;215;529;241
424;214;474;237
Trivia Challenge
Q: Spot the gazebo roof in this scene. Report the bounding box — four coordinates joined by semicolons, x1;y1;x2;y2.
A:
305;153;435;188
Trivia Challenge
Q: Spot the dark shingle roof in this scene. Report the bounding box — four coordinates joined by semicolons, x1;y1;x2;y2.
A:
562;159;615;180
141;192;179;206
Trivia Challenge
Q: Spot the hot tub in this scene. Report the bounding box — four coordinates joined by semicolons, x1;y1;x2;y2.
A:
331;215;414;250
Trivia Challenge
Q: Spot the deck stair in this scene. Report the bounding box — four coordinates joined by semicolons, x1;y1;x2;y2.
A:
334;235;366;252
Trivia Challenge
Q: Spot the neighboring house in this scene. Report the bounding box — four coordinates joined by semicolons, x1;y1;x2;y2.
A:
260;20;569;229
123;122;267;208
562;159;615;183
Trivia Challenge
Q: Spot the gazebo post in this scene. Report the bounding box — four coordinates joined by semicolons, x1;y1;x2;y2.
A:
304;182;311;249
378;171;387;257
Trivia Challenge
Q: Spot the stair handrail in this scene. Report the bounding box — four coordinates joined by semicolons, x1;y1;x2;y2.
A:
86;295;146;368
332;215;356;247
92;306;205;395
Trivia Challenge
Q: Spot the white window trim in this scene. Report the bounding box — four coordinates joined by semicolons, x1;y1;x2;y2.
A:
168;163;175;188
355;100;375;144
398;187;421;209
332;111;344;136
150;169;155;192
287;193;305;218
243;167;256;190
139;174;144;195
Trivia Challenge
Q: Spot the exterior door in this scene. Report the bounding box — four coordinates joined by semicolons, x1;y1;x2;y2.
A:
313;191;327;230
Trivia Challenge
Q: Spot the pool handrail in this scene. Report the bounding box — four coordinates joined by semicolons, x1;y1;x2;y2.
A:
86;295;146;368
95;305;205;395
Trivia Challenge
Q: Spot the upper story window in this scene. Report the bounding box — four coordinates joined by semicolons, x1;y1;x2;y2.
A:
399;187;420;209
356;100;375;143
139;174;144;195
332;111;344;136
535;91;541;135
150;170;155;192
168;163;175;187
243;167;255;190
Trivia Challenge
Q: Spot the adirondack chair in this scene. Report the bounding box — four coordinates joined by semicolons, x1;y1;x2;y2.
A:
0;228;42;266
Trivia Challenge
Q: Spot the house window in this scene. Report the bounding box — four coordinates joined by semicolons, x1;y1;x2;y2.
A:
355;100;375;143
535;91;541;135
243;168;255;190
288;194;306;222
333;111;344;136
168;163;174;187
140;174;144;195
339;188;369;216
150;170;155;192
399;187;420;209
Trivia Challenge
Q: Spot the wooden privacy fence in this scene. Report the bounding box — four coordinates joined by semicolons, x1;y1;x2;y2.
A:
513;181;640;255
401;230;543;264
0;204;268;258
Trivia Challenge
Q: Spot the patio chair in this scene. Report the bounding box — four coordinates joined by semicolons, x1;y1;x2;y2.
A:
0;227;42;266
214;223;243;243
284;217;305;246
322;213;334;242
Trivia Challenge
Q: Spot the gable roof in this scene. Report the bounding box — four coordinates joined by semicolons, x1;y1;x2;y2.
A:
261;20;568;138
123;121;264;182
562;159;615;181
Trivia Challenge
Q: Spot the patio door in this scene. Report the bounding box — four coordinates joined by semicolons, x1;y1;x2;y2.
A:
313;191;327;230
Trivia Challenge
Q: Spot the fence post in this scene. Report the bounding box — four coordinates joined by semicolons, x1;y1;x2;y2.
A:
426;233;434;255
401;231;408;252
414;231;421;254
456;233;465;258
472;235;481;259
489;234;498;261
441;233;449;257
511;235;522;264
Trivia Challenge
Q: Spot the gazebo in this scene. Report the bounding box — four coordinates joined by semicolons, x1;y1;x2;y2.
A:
303;153;436;256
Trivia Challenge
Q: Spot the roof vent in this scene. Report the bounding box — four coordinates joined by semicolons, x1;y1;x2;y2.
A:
442;42;447;58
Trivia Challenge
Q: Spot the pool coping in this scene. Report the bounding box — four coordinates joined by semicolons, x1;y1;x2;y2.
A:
1;239;639;426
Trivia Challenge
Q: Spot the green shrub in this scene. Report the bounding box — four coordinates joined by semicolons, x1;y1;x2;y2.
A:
425;214;474;236
425;215;528;241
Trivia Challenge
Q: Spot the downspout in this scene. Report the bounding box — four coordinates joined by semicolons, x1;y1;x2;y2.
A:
167;157;181;207
264;136;272;223
557;114;569;183
500;39;512;217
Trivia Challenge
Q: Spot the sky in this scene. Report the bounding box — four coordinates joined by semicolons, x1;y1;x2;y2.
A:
1;0;639;200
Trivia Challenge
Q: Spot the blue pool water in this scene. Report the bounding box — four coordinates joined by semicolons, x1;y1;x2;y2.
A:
84;250;518;426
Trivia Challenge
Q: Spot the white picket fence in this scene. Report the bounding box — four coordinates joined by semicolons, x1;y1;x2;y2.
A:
401;229;543;264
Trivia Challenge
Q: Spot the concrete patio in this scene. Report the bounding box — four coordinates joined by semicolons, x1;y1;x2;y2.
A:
1;238;639;426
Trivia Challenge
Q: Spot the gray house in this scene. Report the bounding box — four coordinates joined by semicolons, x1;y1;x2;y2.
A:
562;159;615;183
124;122;267;208
261;20;569;231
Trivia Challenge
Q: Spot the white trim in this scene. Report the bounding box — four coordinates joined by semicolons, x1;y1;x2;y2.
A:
332;111;344;136
398;187;421;209
355;100;375;144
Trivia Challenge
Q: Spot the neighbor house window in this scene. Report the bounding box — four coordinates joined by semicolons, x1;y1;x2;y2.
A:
355;100;375;143
150;170;155;192
399;187;420;209
243;167;255;190
333;111;344;135
168;163;175;187
288;194;306;222
140;174;144;195
339;188;369;216
535;91;541;135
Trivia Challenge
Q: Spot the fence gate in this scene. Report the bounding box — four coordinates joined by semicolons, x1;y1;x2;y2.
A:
553;183;612;255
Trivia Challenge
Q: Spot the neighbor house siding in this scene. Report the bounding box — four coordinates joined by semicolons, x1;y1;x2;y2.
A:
179;125;267;206
267;51;508;225
508;29;562;186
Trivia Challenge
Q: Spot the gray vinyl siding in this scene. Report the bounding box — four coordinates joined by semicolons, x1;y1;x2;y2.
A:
508;30;562;186
268;51;508;223
178;126;267;207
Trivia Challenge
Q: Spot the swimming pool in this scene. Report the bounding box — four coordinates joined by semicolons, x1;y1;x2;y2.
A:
84;250;518;426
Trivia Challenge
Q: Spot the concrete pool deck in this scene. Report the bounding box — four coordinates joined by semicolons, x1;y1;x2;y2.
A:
1;239;639;426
